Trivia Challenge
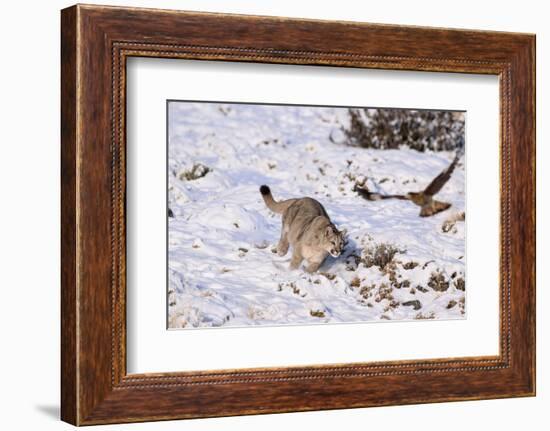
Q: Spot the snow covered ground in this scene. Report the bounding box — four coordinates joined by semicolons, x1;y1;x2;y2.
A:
167;102;466;329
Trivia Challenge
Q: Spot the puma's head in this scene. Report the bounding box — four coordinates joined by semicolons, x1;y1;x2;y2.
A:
322;225;346;257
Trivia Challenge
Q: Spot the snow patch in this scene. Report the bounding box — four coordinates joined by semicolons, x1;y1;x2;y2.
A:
168;102;466;329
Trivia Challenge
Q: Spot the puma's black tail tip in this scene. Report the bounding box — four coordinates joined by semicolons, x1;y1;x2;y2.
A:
260;185;271;196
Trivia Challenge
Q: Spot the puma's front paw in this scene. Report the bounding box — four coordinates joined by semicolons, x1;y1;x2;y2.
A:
277;245;289;256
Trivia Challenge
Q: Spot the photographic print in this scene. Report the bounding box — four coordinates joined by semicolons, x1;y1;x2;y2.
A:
167;101;466;329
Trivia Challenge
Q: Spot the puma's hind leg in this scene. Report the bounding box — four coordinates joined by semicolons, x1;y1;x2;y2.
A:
277;224;290;256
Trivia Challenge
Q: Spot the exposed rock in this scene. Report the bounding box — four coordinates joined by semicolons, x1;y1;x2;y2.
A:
402;300;422;311
446;300;458;309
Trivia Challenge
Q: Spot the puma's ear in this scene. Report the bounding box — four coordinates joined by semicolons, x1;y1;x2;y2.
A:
325;226;333;237
340;228;348;237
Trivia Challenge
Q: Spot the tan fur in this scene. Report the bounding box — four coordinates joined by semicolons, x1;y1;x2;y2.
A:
260;185;345;273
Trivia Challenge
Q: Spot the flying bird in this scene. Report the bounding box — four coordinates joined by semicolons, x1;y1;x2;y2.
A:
354;153;462;217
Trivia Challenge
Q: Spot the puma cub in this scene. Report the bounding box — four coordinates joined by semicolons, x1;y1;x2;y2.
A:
260;185;346;273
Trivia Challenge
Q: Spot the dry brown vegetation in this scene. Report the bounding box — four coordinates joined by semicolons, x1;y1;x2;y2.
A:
310;309;326;318
339;108;465;152
178;163;211;181
454;277;465;291
428;270;450;292
361;242;404;270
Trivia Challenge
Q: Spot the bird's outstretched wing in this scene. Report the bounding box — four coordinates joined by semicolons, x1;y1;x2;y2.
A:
354;184;409;201
423;153;461;197
419;200;452;217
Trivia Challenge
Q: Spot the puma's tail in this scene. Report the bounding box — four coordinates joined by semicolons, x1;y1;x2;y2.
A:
259;185;296;214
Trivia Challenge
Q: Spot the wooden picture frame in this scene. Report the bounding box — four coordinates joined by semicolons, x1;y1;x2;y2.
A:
61;4;535;425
